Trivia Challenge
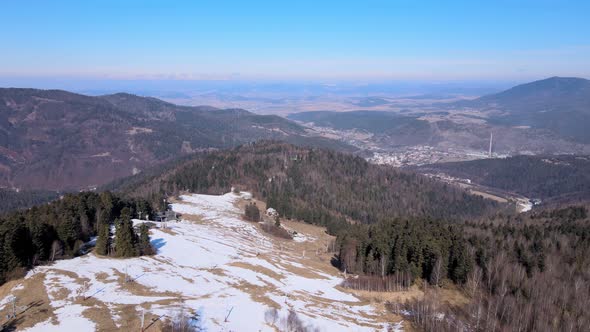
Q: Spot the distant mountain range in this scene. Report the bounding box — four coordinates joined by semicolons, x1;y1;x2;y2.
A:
0;88;352;191
465;76;590;111
454;76;590;143
2;77;589;191
288;77;590;155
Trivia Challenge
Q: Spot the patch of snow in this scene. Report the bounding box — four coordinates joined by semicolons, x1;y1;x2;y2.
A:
0;295;12;309
0;284;24;310
24;304;96;332
518;200;533;213
266;207;278;216
90;152;111;158
391;321;404;332
281;224;316;243
292;232;315;243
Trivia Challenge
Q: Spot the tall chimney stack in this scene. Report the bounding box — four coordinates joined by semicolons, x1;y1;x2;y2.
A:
488;132;493;158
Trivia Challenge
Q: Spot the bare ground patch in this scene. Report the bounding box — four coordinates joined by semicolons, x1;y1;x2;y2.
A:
0;273;56;330
229;261;285;281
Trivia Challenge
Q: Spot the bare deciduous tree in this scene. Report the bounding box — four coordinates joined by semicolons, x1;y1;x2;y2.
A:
50;240;63;261
264;308;278;326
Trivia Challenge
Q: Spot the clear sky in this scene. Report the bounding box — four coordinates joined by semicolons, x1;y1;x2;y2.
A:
1;0;589;81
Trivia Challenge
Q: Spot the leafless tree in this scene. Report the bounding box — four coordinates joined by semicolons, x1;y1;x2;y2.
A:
430;257;443;286
50;240;63;261
161;309;198;332
264;308;278;327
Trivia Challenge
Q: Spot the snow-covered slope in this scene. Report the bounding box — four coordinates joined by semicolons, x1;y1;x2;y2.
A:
7;192;398;331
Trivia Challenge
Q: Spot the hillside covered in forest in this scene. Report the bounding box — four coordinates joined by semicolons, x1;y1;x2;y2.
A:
386;204;590;332
0;88;352;191
417;155;590;203
115;141;505;232
0;188;59;214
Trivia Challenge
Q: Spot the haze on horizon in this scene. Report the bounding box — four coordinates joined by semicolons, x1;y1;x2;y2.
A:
1;0;589;85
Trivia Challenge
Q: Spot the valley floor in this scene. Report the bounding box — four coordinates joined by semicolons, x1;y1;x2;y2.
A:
0;192;402;331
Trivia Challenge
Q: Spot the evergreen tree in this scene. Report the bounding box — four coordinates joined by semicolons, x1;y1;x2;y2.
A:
114;208;139;257
448;239;472;284
244;203;260;222
30;223;53;261
138;223;154;255
95;221;111;256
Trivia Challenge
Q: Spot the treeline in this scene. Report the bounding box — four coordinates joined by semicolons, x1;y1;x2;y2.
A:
0;191;153;285
0;188;59;214
119;141;504;235
337;219;472;288
418;155;590;201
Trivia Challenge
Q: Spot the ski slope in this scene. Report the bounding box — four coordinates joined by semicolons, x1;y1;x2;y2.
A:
12;192;398;331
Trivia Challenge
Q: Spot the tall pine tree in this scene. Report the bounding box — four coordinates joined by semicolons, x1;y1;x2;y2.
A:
95;221;111;256
138;223;154;255
114;208;139;257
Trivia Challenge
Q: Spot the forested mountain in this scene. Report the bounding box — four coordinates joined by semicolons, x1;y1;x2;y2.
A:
0;188;59;214
0;88;352;191
470;77;590;113
109;140;504;298
453;77;590;143
115;141;505;232
417;155;590;203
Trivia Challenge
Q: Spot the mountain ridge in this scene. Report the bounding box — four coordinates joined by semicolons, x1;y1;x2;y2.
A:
451;76;590;143
474;76;590;110
0;88;353;191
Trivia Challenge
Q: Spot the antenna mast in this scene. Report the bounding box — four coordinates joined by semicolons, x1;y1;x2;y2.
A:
488;132;493;158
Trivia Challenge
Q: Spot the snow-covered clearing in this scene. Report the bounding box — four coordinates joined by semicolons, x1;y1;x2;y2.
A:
517;199;533;213
7;192;398;331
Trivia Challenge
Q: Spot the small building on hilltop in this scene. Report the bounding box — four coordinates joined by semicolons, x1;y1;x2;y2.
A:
155;210;178;222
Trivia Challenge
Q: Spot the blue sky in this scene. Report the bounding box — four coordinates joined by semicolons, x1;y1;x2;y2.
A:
1;0;589;81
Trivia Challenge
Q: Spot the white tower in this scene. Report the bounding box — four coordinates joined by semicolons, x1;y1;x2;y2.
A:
488;132;493;158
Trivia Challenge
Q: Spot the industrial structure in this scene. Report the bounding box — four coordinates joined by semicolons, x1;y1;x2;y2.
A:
488;132;493;158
